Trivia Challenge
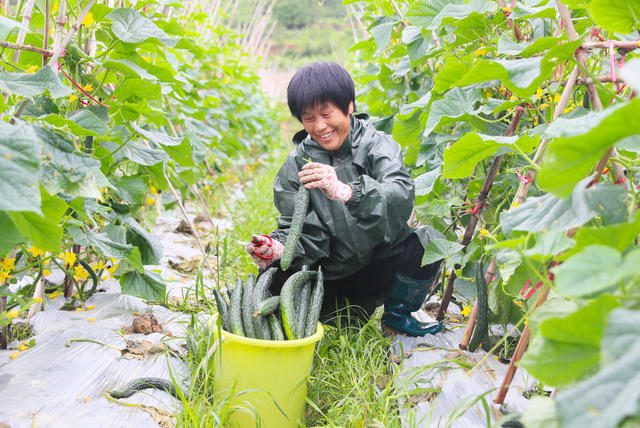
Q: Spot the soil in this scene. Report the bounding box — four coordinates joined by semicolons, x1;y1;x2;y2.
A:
123;313;172;336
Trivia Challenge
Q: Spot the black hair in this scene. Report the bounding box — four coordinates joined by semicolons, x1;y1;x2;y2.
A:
287;62;356;122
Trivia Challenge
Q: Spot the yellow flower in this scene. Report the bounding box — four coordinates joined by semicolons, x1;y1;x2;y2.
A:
461;305;472;317
82;11;94;27
539;103;549;110
141;56;151;62
563;103;576;114
478;228;489;239
43;269;51;276
132;311;139;316
69;94;77;103
9;351;20;359
1;257;15;271
51;1;58;14
553;93;561;103
512;202;520;208
88;317;95;322
86;305;95;310
74;265;88;281
536;87;544;99
502;6;511;12
204;185;210;191
0;270;12;283
61;251;76;265
92;261;107;271
145;197;155;206
82;83;94;92
76;308;85;312
524;317;529;326
150;186;157;194
25;65;38;73
6;309;19;319
28;246;45;258
509;95;518;101
50;291;64;299
17;344;29;351
475;48;487;56
514;300;524;306
34;297;43;303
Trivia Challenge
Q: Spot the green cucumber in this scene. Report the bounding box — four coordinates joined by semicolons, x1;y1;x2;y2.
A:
280;270;317;340
109;377;181;399
469;261;488;352
241;274;256;338
296;281;312;339
269;314;285;341
252;267;277;339
213;288;231;332
255;296;280;316
304;267;324;337
229;278;245;336
280;185;309;271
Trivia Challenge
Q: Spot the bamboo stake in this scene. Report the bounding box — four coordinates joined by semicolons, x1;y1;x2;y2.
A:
28;274;46;319
43;0;51;67
50;0;66;67
0;41;53;56
48;0;95;70
436;106;525;321
459;259;497;349
190;184;215;228
582;40;640;50
12;0;36;63
163;171;218;284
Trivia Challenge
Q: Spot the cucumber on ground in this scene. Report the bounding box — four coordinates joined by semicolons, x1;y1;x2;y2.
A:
304;267;324;337
241;274;256;338
469;261;488;352
255;296;280;316
280;185;309;271
252;267;277;339
213;288;231;331
296;281;312;339
280;270;317;340
269;314;285;341
229;278;245;336
109;377;181;399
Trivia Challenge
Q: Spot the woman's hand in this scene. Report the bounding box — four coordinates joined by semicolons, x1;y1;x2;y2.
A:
298;162;352;202
245;235;284;268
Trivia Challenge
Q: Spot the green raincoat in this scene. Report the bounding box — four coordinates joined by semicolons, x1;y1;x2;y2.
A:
270;113;421;280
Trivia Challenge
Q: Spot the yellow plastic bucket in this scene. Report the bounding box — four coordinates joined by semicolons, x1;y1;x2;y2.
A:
212;318;324;428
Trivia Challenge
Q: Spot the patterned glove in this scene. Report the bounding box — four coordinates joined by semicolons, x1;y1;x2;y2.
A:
245;234;284;268
298;162;352;202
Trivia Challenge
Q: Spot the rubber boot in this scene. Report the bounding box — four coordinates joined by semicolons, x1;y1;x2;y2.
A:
381;272;444;336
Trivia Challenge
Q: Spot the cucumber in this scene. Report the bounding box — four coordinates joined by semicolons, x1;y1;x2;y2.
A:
268;314;285;341
280;270;317;340
213;288;231;331
280;185;309;271
241;274;256;338
109;377;181;399
304;267;324;337
255;296;280;316
229;278;245;336
252;267;277;339
469;261;488;352
296;281;312;339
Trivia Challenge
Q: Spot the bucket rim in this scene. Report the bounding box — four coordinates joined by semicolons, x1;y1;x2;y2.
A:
212;316;324;348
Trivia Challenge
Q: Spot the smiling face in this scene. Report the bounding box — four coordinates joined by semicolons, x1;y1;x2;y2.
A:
301;101;354;151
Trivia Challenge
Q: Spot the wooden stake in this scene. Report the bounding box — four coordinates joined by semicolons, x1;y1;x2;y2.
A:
0;295;7;349
190;184;215;228
43;0;51;67
0;41;53;56
436;107;525;321
48;0;95;70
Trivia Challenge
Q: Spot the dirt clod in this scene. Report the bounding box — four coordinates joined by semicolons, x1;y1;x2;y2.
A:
123;313;172;336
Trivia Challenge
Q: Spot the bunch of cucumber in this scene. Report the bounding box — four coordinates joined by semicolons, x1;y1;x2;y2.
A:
213;265;324;341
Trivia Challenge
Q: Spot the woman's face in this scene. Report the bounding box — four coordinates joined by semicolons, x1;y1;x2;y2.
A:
301;101;354;151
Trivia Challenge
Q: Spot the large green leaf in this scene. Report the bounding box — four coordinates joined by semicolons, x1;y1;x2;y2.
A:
422;238;464;265
0;15;23;41
555;310;640;428
443;132;538;178
522;231;575;261
566;215;640;258
589;0;640;34
0;212;24;257
538;99;640;197
7;187;67;252
0;122;42;213
392;112;423;148
520;295;620;386
500;181;627;234
602;309;640;363
110;175;146;204
130;122;183;146
119;269;166;301
39;110;108;138
124;217;162;265
370;21;393;53
68;110;109;137
0;67;72;98
552;245;640;297
102;58;158;81
423;87;482;136
415;166;441;196
162;138;195;167
67;226;133;260
107;8;177;47
406;0;496;29
106;139;169;166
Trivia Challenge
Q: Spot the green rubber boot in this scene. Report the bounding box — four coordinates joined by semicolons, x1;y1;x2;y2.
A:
381;272;444;336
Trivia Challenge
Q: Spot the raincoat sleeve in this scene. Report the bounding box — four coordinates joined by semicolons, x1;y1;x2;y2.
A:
345;134;414;244
269;154;331;268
